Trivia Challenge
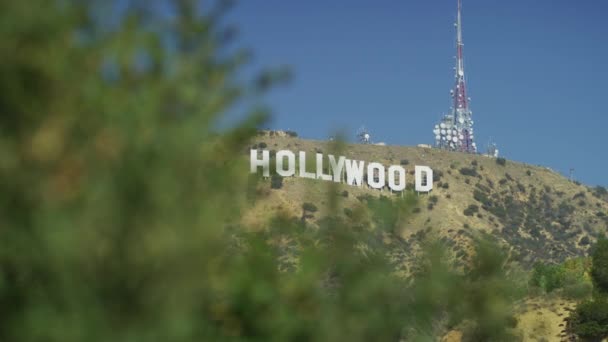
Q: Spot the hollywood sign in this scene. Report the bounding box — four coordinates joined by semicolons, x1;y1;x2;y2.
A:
250;149;433;193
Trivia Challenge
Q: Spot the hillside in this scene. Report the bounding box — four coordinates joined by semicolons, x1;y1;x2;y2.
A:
244;132;608;273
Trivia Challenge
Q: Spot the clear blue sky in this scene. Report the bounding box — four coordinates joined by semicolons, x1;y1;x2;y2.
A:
226;0;608;187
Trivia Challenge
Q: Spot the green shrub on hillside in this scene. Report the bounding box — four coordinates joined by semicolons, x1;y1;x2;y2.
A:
433;170;443;182
572;239;608;340
343;207;353;218
529;258;591;296
464;205;479;217
302;202;318;212
563;282;593;300
591;238;608;294
459;167;478;177
571;298;608;340
592;186;608;201
473;189;492;207
271;174;284;189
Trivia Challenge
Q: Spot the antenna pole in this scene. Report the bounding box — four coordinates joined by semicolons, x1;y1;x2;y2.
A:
569;168;575;182
456;0;464;82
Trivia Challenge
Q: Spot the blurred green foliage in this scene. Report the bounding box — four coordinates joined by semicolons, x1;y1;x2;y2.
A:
530;263;566;293
529;258;592;299
591;237;608;294
571;238;608;340
363;193;417;234
0;0;283;340
571;298;608;340
0;1;524;341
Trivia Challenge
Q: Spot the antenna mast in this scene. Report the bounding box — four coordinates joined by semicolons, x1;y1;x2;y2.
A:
433;0;477;153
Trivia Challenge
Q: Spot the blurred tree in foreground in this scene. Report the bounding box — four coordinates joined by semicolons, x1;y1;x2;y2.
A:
591;238;608;294
571;238;608;340
0;0;283;339
0;1;519;341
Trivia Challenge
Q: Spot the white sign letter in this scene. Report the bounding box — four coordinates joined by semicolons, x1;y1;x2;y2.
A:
415;165;433;192
345;159;365;186
250;149;269;177
299;151;316;179
367;163;385;189
328;155;345;183
276;150;295;177
388;165;406;192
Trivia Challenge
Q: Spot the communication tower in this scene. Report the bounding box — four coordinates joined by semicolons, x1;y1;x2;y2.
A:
434;0;477;153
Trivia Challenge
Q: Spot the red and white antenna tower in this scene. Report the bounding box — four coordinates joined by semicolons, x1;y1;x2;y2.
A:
433;0;477;153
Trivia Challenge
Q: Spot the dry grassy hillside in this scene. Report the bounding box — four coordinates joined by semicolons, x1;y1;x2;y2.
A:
243;132;608;266
241;132;608;341
244;132;608;271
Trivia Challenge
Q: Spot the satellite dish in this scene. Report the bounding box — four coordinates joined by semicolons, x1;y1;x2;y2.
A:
458;69;464;76
459;134;464;139
452;137;458;143
459;117;465;124
440;123;446;129
441;129;446;135
356;126;372;144
435;135;441;140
